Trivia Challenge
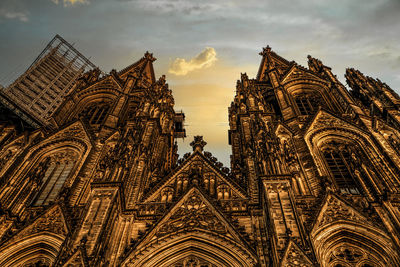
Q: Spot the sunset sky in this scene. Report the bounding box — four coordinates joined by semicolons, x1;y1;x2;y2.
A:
1;0;400;167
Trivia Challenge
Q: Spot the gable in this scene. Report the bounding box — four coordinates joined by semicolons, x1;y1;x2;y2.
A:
3;205;68;247
275;122;293;138
50;120;92;144
118;52;156;87
281;65;329;86
281;240;314;267
312;194;372;234
142;152;247;205
305;109;363;139
123;188;258;266
257;48;291;81
136;187;250;250
74;74;123;99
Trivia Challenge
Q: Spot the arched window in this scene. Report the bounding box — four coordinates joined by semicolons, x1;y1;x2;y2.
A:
33;150;77;206
161;187;174;203
80;102;110;125
323;147;361;195
294;93;323;115
217;185;230;200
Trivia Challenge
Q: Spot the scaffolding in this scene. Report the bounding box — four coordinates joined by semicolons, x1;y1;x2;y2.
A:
0;34;98;127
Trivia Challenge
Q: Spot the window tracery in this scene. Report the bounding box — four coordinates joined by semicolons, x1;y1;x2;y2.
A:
33;150;78;206
322;143;362;195
328;246;382;267
294;93;324;115
80;102;110;125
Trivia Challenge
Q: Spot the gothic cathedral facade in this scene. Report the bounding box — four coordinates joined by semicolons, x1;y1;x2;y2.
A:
0;44;400;266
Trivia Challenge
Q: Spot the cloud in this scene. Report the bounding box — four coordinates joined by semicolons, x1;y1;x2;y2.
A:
169;47;217;76
124;0;224;15
51;0;89;7
0;8;28;22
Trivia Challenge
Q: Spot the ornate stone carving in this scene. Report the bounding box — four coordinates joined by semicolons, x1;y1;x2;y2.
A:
25;206;67;236
315;195;369;229
281;241;314;267
157;190;227;237
171;255;217;267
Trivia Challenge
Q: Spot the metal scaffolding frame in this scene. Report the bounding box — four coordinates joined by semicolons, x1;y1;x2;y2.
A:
0;34;98;128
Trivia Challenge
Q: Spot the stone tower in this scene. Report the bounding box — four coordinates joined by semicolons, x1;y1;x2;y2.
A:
0;43;400;267
228;46;400;266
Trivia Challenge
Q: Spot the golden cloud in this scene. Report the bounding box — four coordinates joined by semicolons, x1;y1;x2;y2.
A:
169;61;258;159
169;47;217;76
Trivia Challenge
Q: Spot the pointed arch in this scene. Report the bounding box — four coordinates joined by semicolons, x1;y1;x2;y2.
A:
74;92;116;124
122;231;257;267
0;123;91;213
312;224;399;267
311;195;400;266
66;90;118;125
305;111;400;195
0;233;64;267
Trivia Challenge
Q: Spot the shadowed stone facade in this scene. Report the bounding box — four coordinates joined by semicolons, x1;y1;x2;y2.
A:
0;43;400;266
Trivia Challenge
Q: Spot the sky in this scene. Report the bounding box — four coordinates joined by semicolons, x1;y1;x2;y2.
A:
1;0;400;167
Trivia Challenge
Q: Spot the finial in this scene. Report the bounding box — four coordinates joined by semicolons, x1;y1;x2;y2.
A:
307;55;324;72
190;136;207;152
144;51;156;62
259;45;272;56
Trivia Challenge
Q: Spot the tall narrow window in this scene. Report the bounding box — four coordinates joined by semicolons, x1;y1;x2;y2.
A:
323;149;361;195
34;151;77;206
80;103;110;125
296;97;313;115
294;94;323;115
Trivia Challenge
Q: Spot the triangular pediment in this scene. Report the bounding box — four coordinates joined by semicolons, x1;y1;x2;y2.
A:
257;49;291;81
281;65;329;85
137;187;250;249
3;205;68;247
118;52;156;86
77;74;124;95
305;109;362;137
49;120;92;145
142;151;246;203
311;194;372;233
275;122;293;138
281;240;314;267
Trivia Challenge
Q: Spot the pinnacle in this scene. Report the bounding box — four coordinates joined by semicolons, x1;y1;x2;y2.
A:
259;45;272;56
190;136;207;152
144;51;156;62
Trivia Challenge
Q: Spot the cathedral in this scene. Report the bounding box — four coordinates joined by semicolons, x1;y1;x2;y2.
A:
0;37;400;267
